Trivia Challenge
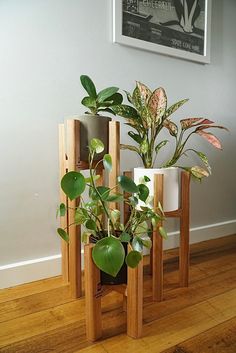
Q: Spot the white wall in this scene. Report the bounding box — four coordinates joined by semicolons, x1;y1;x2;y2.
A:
0;0;236;285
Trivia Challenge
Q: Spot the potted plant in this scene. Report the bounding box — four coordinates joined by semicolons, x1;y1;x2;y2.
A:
73;75;123;161
112;81;227;211
57;138;166;284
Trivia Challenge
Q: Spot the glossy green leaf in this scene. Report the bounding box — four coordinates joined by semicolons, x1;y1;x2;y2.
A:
81;96;96;109
97;87;119;103
126;250;142;268
57;228;69;243
109;92;123;105
89;138;104;154
112;104;139;120
59;203;66;217
103;154;112;172
85;219;97;231
92;237;125;277
144;175;151;182
118;175;138;193
138;184;149;202
75;208;87;225
140;235;152;249
119;232;131;243
80;75;97;98
91;186;110;201
106;193;123;202
61;171;86;200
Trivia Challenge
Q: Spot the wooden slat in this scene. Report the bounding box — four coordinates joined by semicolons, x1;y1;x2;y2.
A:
108;121;120;210
58;123;69;283
152;173;164;302
179;171;190;287
84;244;102;342
66;119;82;298
127;246;143;338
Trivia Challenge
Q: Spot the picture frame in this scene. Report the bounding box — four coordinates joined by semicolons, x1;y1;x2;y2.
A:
113;0;212;64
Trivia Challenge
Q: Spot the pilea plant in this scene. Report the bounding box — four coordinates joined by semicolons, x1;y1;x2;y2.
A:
80;75;123;115
57;138;166;277
112;81;227;180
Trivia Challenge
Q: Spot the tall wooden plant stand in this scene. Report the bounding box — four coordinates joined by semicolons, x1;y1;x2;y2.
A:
58;119;120;299
152;171;191;302
84;244;143;341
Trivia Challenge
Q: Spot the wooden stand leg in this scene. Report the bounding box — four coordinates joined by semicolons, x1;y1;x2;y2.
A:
127;248;143;338
67;119;82;298
84;244;102;342
109;121;120;210
58;124;69;283
179;171;190;287
152;174;164;302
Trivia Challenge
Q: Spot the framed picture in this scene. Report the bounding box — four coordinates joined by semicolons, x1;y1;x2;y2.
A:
113;0;212;64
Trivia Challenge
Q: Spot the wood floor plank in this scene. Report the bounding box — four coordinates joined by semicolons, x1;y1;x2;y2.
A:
0;235;235;353
100;289;236;353
160;317;236;353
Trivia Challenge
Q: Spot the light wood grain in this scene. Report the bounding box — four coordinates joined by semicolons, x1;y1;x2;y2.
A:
127;246;143;338
108;121;120;210
0;235;235;353
84;244;102;342
66;119;82;298
179;171;190;287
152;173;164;301
58;123;69;282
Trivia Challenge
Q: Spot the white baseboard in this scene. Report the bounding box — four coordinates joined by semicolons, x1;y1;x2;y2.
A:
1;220;236;289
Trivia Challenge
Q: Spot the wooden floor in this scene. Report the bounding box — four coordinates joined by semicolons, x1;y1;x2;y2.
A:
0;235;236;353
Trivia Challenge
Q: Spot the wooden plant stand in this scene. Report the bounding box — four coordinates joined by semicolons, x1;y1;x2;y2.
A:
58;119;120;298
152;171;191;302
84;244;143;341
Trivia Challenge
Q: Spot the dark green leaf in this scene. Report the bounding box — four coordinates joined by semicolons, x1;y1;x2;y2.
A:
112;104;139;120
80;75;97;98
61;171;85;200
85;219;97;231
57;228;69;243
109;92;123;105
118;175;138;193
59;203;66;217
89;138;104;154
144;175;151;182
128;131;142;144
81;96;96;109
92;237;125;277
129;196;139;206
155;140;169;153
106;193;123;202
125;250;142;268
103;154;112;172
119;232;131;243
97;87;119;103
138;184;149;202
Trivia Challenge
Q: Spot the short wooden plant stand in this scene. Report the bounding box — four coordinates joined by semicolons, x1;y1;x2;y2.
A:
151;171;191;302
59;119;120;298
84;244;143;341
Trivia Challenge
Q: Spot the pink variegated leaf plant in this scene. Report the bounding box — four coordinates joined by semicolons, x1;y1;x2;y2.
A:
112;81;227;180
163;117;228;179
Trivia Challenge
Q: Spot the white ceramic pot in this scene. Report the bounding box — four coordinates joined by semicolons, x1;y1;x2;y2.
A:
133;167;180;212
